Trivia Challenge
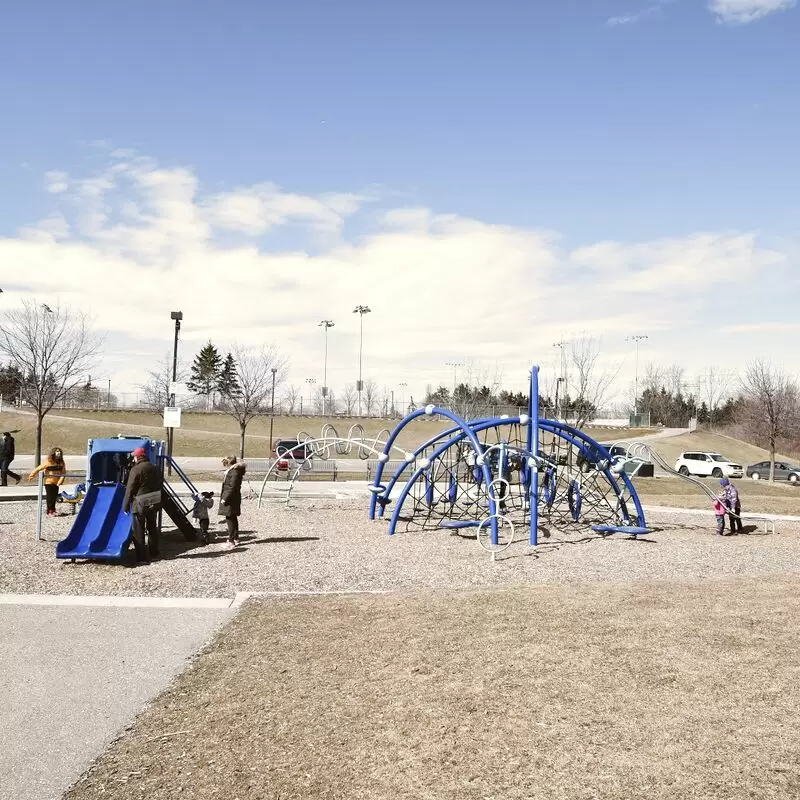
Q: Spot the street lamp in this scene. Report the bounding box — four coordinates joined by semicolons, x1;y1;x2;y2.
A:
167;310;183;474
626;334;649;417
444;361;463;404
353;305;371;416
305;377;317;412
318;319;335;416
268;367;277;454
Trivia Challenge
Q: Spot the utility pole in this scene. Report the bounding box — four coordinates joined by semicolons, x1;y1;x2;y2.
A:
318;319;334;416
353;305;371;416
626;335;649;418
399;382;407;417
305;377;317;413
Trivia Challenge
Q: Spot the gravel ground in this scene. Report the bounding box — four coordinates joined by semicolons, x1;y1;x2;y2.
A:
1;499;799;598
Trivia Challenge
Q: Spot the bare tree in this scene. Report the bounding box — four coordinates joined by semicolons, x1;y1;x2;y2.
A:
739;361;799;481
138;355;189;412
697;366;734;429
219;345;288;458
568;335;621;428
282;384;300;415
339;384;357;415
363;379;379;416
450;362;503;419
0;300;102;463
665;365;686;398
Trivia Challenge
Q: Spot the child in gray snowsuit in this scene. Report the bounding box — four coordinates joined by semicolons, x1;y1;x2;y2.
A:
193;491;215;544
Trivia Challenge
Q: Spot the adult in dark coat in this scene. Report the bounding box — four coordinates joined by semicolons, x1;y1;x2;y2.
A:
219;456;246;548
0;432;21;486
123;447;163;562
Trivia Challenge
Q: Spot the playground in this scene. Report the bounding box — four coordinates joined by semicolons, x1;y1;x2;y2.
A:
2;366;800;800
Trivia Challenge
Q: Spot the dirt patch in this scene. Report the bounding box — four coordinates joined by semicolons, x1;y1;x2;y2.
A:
66;579;800;800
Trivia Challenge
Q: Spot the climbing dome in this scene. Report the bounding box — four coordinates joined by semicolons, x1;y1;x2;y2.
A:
369;366;649;554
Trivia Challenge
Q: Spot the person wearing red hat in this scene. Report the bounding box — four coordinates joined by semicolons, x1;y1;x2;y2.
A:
123;446;163;563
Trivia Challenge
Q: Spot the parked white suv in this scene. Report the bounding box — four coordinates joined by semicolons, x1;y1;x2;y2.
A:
674;452;743;479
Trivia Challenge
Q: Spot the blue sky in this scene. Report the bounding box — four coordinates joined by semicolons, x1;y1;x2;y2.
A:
0;0;798;406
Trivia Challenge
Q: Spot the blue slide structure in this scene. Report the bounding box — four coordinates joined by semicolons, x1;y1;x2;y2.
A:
56;483;133;561
56;436;199;562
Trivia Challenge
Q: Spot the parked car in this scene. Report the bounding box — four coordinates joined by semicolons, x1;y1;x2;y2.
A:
746;460;800;483
674;452;743;478
576;443;654;477
273;438;313;470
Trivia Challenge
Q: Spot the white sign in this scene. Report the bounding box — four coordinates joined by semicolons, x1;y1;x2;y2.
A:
163;406;182;428
169;382;185;396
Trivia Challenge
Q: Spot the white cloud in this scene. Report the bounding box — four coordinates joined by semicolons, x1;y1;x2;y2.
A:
607;0;674;27
709;0;796;23
44;171;69;194
0;153;795;400
204;183;365;235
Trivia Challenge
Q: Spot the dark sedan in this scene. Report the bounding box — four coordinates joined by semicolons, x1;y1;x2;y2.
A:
746;460;800;483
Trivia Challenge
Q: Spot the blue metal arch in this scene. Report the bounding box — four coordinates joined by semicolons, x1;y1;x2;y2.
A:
379;407;501;540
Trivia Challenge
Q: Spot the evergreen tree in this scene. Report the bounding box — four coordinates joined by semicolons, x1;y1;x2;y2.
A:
217;353;241;399
187;341;223;405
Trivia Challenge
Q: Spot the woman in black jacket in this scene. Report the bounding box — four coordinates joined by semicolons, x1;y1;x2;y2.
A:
219;456;246;549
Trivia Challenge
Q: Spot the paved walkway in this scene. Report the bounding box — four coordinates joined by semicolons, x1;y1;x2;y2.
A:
0;598;231;800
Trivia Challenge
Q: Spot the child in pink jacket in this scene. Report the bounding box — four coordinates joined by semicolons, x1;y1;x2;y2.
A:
713;491;727;535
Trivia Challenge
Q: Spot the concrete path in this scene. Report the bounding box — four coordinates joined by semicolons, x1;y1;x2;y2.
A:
0;599;231;800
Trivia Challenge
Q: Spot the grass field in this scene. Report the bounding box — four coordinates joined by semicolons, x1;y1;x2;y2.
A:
633;476;800;515
0;406;652;458
65;580;800;800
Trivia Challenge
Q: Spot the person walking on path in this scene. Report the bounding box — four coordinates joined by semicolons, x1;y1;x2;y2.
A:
123;447;163;563
219;456;246;549
193;491;214;545
0;432;21;486
720;478;743;534
28;447;66;516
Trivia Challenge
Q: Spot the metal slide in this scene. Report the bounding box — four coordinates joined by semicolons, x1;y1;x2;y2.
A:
56;484;133;560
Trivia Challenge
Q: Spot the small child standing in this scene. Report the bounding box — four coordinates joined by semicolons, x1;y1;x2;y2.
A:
193;491;215;544
713;491;727;536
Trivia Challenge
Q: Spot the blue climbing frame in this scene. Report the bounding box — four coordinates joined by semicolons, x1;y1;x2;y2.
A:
368;364;648;546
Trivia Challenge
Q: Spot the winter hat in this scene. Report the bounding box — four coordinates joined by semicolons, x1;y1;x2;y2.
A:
132;447;147;459
719;478;729;486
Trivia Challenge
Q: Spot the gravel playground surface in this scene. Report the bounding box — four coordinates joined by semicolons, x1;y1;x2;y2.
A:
1;498;800;598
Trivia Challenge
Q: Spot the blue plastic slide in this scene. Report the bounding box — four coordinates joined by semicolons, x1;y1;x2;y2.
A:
56;483;132;560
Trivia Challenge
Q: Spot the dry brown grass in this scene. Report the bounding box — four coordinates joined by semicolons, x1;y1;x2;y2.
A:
66;579;800;800
1;407;653;458
633;476;800;515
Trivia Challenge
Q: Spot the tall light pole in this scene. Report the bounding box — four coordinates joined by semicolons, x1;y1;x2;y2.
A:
268;367;277;453
626;334;649;417
319;319;335;416
353;305;371;416
445;361;463;404
552;339;568;417
399;382;408;417
166;311;183;475
305;377;317;413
